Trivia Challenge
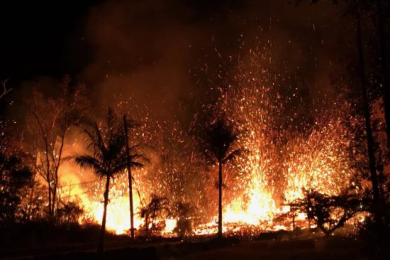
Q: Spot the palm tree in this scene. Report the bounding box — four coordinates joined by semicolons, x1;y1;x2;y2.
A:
201;118;241;238
75;109;144;253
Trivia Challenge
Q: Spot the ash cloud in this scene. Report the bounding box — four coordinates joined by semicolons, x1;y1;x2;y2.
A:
79;0;354;123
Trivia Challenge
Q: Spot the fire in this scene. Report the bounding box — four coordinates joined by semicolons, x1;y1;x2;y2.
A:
51;44;367;238
223;149;280;227
284;117;357;203
163;218;177;234
87;196;143;235
224;185;276;225
59;169;146;235
58;113;361;237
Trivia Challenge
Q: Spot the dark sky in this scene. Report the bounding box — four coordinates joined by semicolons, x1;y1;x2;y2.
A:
1;0;358;120
0;0;248;83
0;1;102;82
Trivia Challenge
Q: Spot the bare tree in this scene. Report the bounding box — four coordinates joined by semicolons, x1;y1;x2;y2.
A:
27;78;86;218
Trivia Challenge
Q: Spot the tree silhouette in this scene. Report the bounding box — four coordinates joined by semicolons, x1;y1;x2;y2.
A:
173;202;193;238
28;77;87;218
0;151;34;225
291;188;367;235
299;0;386;226
200;117;241;238
55;201;84;225
75;109;144;253
139;195;170;237
122;114;147;239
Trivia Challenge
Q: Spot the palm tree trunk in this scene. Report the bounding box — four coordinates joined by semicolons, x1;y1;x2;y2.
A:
123;115;134;239
98;176;110;253
356;9;381;221
217;160;223;238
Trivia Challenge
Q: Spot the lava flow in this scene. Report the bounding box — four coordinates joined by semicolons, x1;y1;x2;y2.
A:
53;45;369;238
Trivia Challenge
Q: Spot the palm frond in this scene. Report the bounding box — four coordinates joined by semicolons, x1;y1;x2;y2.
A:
200;117;240;163
75;155;106;177
75;108;148;181
223;148;242;164
130;161;144;168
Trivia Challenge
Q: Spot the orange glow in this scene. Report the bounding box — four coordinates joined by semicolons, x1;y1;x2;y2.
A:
51;47;367;237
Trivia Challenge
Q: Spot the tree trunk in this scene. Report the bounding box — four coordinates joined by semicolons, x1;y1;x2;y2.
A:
98;176;110;253
217;160;223;238
47;181;52;217
44;149;53;218
33;112;53;218
52;133;66;217
123;115;134;239
27;185;35;221
51;176;58;217
376;0;390;145
145;216;149;236
356;9;381;220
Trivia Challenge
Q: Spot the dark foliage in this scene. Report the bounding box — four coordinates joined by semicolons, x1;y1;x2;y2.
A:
139;195;170;236
290;188;369;235
198;117;241;165
56;201;84;225
172;202;193;238
75;109;143;178
0;152;34;224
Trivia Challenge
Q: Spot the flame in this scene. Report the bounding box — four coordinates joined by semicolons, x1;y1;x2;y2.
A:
87;196;144;235
163;218;177;234
223;154;279;226
58;114;360;237
284;118;356;203
50;44;368;237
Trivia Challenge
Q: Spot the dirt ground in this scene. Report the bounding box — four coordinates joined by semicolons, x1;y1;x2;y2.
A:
0;224;389;260
3;236;386;260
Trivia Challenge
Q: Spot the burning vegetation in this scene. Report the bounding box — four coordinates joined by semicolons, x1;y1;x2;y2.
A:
2;46;386;240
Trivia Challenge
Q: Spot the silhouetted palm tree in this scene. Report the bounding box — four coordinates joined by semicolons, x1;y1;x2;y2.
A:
75;109;144;253
201;118;241;238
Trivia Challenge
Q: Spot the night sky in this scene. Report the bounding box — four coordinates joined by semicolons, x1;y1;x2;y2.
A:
0;1;102;81
0;0;373;122
0;0;249;83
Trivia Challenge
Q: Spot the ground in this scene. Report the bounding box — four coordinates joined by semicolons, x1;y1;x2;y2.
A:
0;225;389;259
